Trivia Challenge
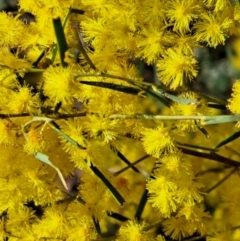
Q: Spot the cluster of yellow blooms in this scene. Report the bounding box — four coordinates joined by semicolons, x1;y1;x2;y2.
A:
1;0;240;240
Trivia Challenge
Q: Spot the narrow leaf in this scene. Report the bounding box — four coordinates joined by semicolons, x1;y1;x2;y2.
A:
52;18;68;67
180;147;240;167
70;8;85;14
207;103;227;110
143;86;170;107
54;102;62;114
92;216;101;235
110;146;140;173
35;152;68;190
49;122;86;149
114;155;150;176
90;163;125;206
195;120;210;139
152;86;197;105
80;81;140;95
176;142;218;152
201;114;240;125
51;9;71;64
32;50;45;67
71;23;96;70
135;189;148;221
215;131;240;149
107;211;130;222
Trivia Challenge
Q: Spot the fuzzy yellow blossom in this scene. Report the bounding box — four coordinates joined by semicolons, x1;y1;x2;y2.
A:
36;206;68;238
203;0;230;12
176;174;204;205
139;0;166;24
177;204;211;235
227;80;240;126
85;115;120;144
141;123;176;158
6;206;37;234
0;12;25;47
7;86;40;114
24;129;46;155
117;220;154;241
60;118;87;154
171;92;209;132
0;68;18;96
136;24;167;64
194;13;232;48
163;216;189;240
0;120;15;145
66;216;97;241
81;18;114;51
228;80;240;113
0;47;32;69
166;0;201;33
43;66;80;106
234;4;240;23
157;48;198;89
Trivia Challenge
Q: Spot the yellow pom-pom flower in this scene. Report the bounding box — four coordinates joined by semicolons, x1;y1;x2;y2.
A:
170;91;210;132
227;80;240;126
24;129;46;155
157;47;198;89
141;123;176;158
194;12;232;48
43;66;80;106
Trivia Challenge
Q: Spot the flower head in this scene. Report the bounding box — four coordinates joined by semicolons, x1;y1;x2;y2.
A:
194;13;232;48
24;129;46;155
166;0;201;33
141;123;176;158
43;66;80;106
157;48;198;89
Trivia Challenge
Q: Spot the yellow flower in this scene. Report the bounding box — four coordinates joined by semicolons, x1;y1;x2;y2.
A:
85;115;119;144
0;47;32;69
0;120;15;145
227;80;240;126
203;0;230;12
228;80;240;114
136;24;167;64
0;68;18;94
170;91;210;131
7;86;40;114
36;206;68;238
117;220;154;241
163;216;189;240
24;129;46;155
194;12;232;48
141;123;176;158
157;48;198;89
0;12;25;46
43;66;80;106
166;0;201;33
148;188;178;218
81;18;113;51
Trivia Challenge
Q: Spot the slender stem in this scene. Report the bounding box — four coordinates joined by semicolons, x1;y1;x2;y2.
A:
183;235;207;241
114;155;150;176
71;23;97;70
107;114;240;125
25;68;45;73
205;167;238;194
0;113;30;119
196;166;231;176
75;72;153;87
180;147;240;167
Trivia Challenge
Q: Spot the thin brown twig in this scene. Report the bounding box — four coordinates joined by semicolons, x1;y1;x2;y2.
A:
205;166;239;194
